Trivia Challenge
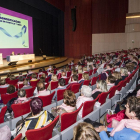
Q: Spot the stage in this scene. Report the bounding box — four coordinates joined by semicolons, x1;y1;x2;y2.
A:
0;56;75;78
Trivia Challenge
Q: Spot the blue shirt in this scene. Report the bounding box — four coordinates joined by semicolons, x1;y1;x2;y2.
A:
99;127;140;140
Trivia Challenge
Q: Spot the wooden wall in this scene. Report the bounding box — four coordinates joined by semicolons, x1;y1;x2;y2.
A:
64;0;92;58
92;0;128;33
45;0;65;11
129;0;140;13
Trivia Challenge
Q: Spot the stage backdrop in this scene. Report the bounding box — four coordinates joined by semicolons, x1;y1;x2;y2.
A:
0;6;33;58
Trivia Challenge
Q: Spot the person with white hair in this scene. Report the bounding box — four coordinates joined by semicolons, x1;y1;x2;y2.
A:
76;85;93;118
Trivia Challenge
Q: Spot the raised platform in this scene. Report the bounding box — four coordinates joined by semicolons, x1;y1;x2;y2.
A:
0;56;72;77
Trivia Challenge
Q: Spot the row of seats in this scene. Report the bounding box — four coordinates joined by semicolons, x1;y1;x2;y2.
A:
0;65;138;140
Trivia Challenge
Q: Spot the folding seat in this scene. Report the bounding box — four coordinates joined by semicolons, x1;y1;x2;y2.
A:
8;79;18;85
1;91;18;104
26;116;59;140
82;100;96;118
0;87;8;94
98;92;109;105
15;84;24;90
89;70;93;76
57;73;62;80
57;89;66;101
91;76;98;90
0;106;7;123
30;79;39;87
61;104;83;131
71;83;80;94
11;100;31;118
14;133;22;140
66;71;71;77
45;83;49;89
38;91;55;107
78;73;82;81
45;77;50;83
51;81;58;90
25;87;36;98
5;78;10;83
83;79;91;86
64;77;70;85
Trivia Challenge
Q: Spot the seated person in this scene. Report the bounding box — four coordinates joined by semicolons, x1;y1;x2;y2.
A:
38;68;43;78
36;81;50;97
17;72;25;79
96;96;140;140
17;76;24;84
22;79;32;90
112;72;122;85
83;67;88;73
10;75;16;81
69;69;78;83
26;70;34;78
114;58;121;66
48;69;54;82
92;80;108;99
76;85;93;118
61;71;67;79
120;67;128;80
106;75;116;91
14;89;28;104
73;122;100;140
47;65;52;72
52;78;66;100
6;85;16;94
47;74;58;90
30;73;38;81
102;64;112;76
6;73;11;79
16;97;54;139
78;73;89;84
0;79;9;88
78;66;83;74
52;90;76;114
67;74;78;90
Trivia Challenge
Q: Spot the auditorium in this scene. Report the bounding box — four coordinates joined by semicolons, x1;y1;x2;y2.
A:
0;0;140;140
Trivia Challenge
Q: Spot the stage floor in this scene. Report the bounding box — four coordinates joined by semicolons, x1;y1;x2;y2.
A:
0;56;72;77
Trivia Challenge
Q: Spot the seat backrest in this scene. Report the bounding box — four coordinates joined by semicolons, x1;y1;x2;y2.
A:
18;84;24;89
30;80;39;87
45;77;50;83
67;71;71;77
57;73;62;80
108;86;117;99
0;106;7;123
98;92;109;105
78;73;82;80
117;81;124;91
26;116;59;140
83;80;91;86
64;78;70;85
45;83;49;89
38;91;55;107
11;100;31;118
14;133;22;140
89;70;93;76
93;68;97;74
0;87;8;94
1;91;18;104
51;81;58;90
82;100;95;118
57;89;66;101
61;104;83;131
8;79;18;85
91;77;98;85
25;87;35;98
71;83;80;93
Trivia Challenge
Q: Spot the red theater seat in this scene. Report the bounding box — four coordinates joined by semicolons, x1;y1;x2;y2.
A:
51;81;58;90
0;106;7;123
14;133;22;140
25;87;35;98
26;116;59;140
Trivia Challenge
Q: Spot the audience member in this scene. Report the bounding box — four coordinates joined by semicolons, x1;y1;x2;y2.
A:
67;74;78;90
112;72;122;85
76;85;93;118
106;75;116;91
0;79;9;88
92;80;108;99
120;67;128;80
22;79;32;89
30;73;38;81
47;74;58;90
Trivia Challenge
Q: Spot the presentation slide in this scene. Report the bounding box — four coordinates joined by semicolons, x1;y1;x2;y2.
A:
0;7;33;58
